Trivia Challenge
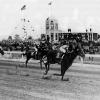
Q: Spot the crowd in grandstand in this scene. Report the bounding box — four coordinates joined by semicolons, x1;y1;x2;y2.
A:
0;33;100;54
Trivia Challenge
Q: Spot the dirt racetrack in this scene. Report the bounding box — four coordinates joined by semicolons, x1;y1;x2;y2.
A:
0;61;100;100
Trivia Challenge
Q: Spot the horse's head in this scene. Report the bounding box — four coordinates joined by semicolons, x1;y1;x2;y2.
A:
75;43;85;58
0;48;4;55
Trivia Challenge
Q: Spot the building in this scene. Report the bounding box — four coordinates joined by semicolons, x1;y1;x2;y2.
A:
45;17;60;43
42;17;98;43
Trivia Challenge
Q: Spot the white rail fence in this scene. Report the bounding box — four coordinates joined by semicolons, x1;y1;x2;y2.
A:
0;51;100;60
0;51;25;59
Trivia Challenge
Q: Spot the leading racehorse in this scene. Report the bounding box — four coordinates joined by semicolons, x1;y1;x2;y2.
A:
61;42;85;80
43;42;85;80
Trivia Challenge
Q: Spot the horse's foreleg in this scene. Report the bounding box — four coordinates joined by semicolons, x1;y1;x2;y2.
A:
25;58;30;68
61;64;67;81
44;62;48;75
25;59;28;68
40;59;43;69
47;63;50;71
61;71;65;81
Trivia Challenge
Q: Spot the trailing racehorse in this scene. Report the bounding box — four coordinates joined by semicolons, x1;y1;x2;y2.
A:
23;45;49;69
23;46;39;68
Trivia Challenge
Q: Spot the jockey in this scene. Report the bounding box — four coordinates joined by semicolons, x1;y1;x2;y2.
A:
40;36;52;51
45;39;52;50
40;38;47;50
0;44;3;50
60;44;68;53
68;39;77;53
59;40;68;58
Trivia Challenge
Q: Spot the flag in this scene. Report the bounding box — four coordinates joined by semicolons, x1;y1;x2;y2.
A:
48;1;52;5
21;5;26;11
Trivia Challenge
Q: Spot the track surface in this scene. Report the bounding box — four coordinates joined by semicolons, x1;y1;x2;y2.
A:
0;61;100;100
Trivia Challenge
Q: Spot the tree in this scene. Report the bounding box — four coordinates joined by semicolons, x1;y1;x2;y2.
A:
14;34;21;41
28;36;33;40
8;36;13;40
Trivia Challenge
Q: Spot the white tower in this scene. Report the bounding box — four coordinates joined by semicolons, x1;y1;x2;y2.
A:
46;17;58;42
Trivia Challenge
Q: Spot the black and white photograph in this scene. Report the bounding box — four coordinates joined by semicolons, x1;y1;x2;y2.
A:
0;0;100;99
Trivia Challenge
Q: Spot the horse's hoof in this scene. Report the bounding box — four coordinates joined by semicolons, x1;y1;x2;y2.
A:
61;78;69;81
44;72;47;75
61;78;63;81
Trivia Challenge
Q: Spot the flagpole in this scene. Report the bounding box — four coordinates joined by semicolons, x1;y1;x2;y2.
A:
49;3;51;17
21;5;28;40
48;1;53;18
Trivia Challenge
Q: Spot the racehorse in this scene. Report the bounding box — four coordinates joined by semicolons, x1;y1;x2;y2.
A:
23;46;39;68
43;42;85;80
61;43;85;80
23;44;49;69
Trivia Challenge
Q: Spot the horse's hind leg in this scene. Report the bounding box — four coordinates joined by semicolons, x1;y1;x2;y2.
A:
61;70;66;81
46;62;50;74
44;62;49;75
61;64;67;81
25;59;28;68
25;58;30;68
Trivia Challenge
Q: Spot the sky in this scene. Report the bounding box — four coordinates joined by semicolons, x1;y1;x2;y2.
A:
0;0;100;40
